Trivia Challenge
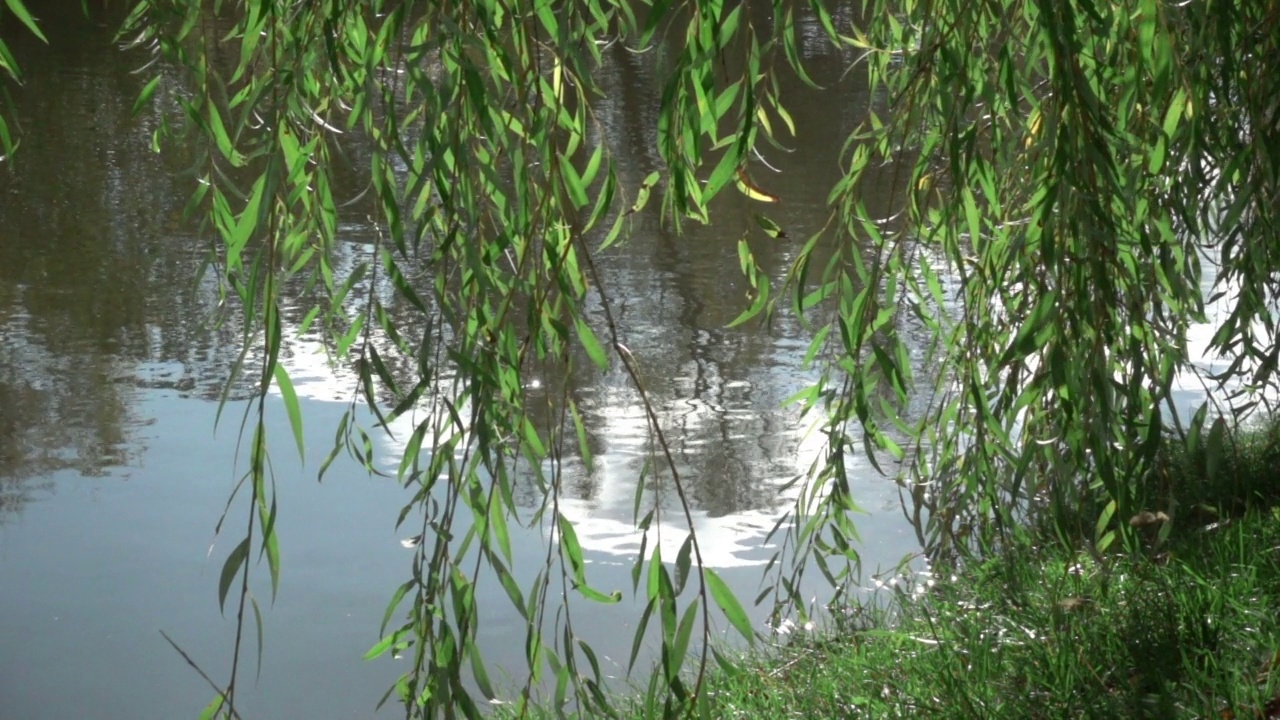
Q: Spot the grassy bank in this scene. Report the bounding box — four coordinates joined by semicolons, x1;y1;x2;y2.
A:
695;420;1280;719
707;511;1280;718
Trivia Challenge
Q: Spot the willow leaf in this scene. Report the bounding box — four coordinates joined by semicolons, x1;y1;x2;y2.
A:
705;568;753;643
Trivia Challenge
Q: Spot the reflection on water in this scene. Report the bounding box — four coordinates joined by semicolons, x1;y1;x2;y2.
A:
0;6;221;515
0;4;1005;719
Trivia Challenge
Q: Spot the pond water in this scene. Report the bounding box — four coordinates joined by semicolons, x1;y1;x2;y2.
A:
0;5;924;718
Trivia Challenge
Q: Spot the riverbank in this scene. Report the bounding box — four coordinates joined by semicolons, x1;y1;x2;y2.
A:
696;419;1280;719
513;419;1280;719
710;516;1279;718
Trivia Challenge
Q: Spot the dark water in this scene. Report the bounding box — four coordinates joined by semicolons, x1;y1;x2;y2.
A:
0;6;930;718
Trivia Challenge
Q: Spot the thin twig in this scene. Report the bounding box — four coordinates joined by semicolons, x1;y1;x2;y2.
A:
159;631;245;720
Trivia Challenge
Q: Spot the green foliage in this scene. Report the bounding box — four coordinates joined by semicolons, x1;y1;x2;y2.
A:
2;0;1275;717
756;0;1280;590
0;0;47;159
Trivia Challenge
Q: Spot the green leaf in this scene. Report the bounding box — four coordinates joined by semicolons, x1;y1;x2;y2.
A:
364;629;405;661
575;583;623;604
631;528;648;593
961;186;982;246
0;35;19;78
998;290;1058;366
552;664;571;713
1206;416;1226;481
251;595;265;679
673;534;693;594
0;113;14;158
218;538;250;614
206;104;239;166
197;695;224;720
711;644;737;674
379;580;414;636
581;144;604;187
258;498;280;600
131;77;162;117
469;645;496;700
702;143;741;204
669;598;699;681
272;364;305;461
4;0;48;43
1097;529;1117;553
1162;88;1187;137
753;213;787;239
535;0;559;38
558;152;589;209
629;598;655;673
521;416;546;457
1186;403;1207;455
492;558;527;617
640;0;675;46
557;513;586;584
489;492;512;562
575;317;609;370
229;175;266;250
1095;499;1117;546
569;399;593;474
705;568;753;643
578;639;605;688
646;543;662;601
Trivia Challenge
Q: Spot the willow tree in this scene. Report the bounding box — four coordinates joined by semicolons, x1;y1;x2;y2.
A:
5;0;1278;717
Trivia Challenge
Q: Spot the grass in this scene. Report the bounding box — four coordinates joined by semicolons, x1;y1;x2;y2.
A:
704;511;1280;718
503;419;1280;719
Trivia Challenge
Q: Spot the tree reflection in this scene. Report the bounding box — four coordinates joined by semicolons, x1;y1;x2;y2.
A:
0;4;214;516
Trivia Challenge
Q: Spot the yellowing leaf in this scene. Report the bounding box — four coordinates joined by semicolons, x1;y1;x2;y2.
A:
734;169;779;203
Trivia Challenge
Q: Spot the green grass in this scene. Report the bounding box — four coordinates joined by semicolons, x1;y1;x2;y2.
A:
1156;417;1280;517
1027;415;1280;552
703;511;1280;718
